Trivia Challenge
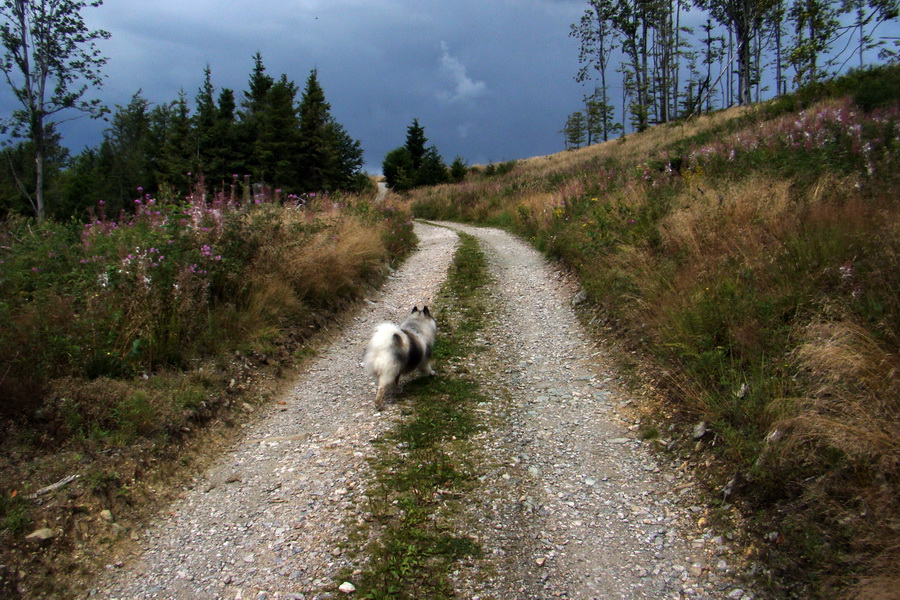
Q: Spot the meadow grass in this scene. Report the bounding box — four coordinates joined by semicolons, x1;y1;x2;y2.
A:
406;65;900;597
0;187;415;541
346;233;491;599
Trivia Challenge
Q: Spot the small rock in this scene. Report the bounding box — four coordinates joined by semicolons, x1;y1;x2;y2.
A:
692;421;707;439
332;547;343;557
727;589;746;599
25;528;56;542
100;509;114;522
535;557;546;567
571;290;588;306
339;581;356;594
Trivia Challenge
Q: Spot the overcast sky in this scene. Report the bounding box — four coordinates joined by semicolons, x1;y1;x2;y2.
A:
43;0;591;173
3;1;898;174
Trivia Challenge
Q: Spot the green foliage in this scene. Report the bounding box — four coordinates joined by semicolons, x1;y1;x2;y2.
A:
382;119;450;192
0;491;31;534
0;189;413;432
449;156;468;182
1;54;368;220
0;0;110;220
563;110;587;149
382;147;415;192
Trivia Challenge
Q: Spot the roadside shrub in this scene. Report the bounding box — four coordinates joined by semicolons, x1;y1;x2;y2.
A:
0;186;413;430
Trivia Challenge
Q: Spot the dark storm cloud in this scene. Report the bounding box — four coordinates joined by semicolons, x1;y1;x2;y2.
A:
6;0;588;172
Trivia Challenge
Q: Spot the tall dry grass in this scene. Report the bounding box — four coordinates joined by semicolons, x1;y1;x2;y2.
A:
770;319;900;593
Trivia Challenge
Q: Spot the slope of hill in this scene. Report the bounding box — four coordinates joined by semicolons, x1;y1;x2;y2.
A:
407;64;900;598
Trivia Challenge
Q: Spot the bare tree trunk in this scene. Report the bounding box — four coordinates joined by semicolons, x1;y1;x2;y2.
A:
673;0;682;120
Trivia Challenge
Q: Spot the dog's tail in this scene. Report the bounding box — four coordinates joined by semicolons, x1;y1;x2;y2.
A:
364;322;404;377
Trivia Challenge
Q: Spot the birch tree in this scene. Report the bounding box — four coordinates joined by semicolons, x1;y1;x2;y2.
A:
0;0;109;220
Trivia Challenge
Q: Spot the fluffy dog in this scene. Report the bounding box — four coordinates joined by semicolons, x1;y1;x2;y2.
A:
364;306;437;410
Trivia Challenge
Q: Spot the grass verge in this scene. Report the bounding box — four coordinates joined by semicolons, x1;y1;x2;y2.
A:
343;232;491;599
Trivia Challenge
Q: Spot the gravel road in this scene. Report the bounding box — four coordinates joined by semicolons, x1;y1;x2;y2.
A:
93;221;756;600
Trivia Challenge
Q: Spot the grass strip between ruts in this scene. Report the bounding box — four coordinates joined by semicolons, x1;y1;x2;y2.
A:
341;231;492;600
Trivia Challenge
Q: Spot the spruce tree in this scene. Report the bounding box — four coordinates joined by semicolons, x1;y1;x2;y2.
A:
297;69;337;192
103;91;152;206
563;111;587;149
416;146;449;186
158;91;193;192
257;75;301;188
449;156;468;183
405;118;428;171
382;147;415;192
327;121;366;191
194;65;217;176
239;52;274;179
208;88;241;187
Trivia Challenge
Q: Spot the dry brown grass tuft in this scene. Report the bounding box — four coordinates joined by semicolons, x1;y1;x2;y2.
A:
773;319;900;594
284;215;386;303
787;320;900;470
662;174;796;264
518;104;753;178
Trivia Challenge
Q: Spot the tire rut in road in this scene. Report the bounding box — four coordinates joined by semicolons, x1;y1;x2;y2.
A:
437;221;755;600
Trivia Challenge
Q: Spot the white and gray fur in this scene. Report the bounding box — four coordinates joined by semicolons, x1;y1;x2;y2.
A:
363;306;436;410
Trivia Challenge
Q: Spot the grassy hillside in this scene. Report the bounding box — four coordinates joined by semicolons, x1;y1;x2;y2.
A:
408;64;900;598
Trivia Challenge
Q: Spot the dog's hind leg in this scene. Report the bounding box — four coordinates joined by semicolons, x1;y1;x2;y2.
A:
375;372;397;411
374;385;388;411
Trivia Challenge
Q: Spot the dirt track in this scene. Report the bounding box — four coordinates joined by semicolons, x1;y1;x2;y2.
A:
93;221;757;599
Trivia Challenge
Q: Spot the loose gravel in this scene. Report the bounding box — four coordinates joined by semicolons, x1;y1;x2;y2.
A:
93;221;757;600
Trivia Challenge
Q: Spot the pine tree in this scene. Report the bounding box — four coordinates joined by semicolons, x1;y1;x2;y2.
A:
405;119;428;171
257;75;301;188
296;69;337;192
194;65;217;176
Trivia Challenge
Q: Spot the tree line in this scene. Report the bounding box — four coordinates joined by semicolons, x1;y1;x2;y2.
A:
564;0;899;148
1;1;368;220
3;55;367;219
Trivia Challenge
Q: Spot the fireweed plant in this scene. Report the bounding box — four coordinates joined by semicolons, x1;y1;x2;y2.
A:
0;183;415;422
